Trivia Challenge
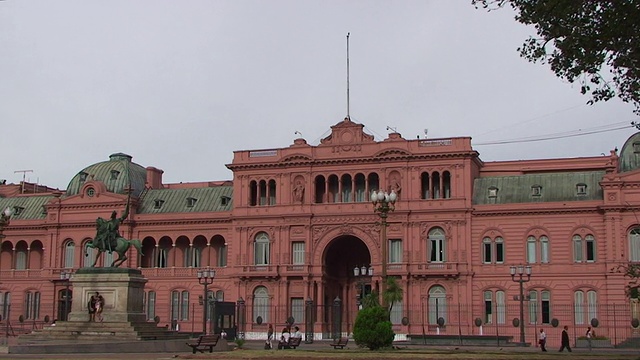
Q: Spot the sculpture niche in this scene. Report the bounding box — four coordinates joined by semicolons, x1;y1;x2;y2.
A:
85;195;143;267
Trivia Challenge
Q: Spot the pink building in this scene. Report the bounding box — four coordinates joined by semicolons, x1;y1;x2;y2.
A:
1;117;639;346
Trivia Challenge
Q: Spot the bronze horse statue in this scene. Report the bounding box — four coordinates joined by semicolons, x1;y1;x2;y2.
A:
85;236;143;267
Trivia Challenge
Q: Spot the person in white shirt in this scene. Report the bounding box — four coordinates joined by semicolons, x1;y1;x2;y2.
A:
539;328;547;352
278;327;291;349
291;326;303;339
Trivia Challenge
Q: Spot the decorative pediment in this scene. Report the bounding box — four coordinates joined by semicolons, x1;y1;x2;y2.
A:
319;117;374;146
374;148;411;158
281;154;313;163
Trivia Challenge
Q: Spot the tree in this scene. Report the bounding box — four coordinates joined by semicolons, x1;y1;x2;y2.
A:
383;277;404;317
614;263;640;299
473;0;640;115
353;305;395;350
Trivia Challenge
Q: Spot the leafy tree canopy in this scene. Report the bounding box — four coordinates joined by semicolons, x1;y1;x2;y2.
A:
473;0;640;115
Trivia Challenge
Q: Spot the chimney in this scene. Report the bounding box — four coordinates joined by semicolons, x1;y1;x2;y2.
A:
146;167;164;189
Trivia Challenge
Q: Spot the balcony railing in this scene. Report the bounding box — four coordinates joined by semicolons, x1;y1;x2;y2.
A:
409;262;460;278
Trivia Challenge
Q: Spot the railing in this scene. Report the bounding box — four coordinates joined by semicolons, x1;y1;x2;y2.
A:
409;262;460;278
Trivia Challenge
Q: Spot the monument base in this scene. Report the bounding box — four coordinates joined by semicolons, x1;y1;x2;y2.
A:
19;268;180;344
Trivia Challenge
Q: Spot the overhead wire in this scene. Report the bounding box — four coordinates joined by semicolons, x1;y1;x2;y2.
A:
473;121;634;146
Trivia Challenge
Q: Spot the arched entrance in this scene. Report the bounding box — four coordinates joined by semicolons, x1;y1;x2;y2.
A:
321;234;374;337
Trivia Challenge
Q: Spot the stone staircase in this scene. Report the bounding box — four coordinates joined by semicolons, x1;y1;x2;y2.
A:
17;321;187;344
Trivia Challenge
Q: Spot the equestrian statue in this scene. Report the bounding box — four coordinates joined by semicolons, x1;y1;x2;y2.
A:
85;194;143;267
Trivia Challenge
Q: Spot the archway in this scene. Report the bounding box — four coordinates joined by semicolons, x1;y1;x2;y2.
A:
321;234;372;337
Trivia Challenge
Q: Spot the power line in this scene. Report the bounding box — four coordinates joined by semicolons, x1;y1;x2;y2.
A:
474;122;633;146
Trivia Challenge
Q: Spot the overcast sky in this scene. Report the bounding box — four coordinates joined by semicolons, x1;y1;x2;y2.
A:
1;1;636;190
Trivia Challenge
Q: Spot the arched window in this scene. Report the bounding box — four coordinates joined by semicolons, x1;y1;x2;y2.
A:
428;285;446;325
527;235;550;264
630;228;640;261
171;290;189;321
83;242;97;267
253;286;269;324
496;290;505;324
254;232;270;265
428;228;446;262
215;290;224;301
64;241;75;268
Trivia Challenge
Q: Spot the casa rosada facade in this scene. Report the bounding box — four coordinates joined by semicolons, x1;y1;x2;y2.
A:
1;117;640;344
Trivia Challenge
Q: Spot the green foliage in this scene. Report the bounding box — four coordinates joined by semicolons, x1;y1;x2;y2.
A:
383;277;404;316
353;305;395;350
473;0;640;115
614;263;640;299
361;291;380;309
234;338;245;348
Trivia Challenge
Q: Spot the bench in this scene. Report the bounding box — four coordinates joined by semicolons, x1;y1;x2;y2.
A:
186;334;220;354
330;337;349;349
288;336;302;349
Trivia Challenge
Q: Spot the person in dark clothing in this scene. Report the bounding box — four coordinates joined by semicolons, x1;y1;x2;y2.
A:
559;325;572;352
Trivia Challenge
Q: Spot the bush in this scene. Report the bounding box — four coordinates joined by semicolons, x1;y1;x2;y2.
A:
353;305;395;350
234;338;245;348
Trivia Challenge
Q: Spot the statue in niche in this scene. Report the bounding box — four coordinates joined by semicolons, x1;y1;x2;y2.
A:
293;180;305;203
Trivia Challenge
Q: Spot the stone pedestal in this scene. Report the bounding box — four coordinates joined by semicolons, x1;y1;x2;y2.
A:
67;267;146;323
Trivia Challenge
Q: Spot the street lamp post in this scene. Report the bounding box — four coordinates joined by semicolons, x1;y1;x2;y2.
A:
197;268;215;335
353;265;373;308
60;270;73;321
510;265;532;346
371;189;396;305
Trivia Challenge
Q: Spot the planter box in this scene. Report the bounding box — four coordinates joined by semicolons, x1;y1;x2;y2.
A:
575;339;612;348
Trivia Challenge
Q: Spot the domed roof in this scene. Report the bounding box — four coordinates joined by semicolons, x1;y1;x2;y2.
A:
65;153;147;197
618;132;640;172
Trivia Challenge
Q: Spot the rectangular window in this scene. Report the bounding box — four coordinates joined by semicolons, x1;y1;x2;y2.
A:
574;236;583;262
526;238;536;263
291;297;305;325
218;245;227;267
496;291;505;324
528;291;538;324
389;239;402;263
64;244;75;268
495;239;504;263
483;239;492;264
146;291;156;321
171;291;179;320
292;242;305;265
586;236;595;262
541;291;551;324
574;291;585;325
540;236;549;263
632;230;640;262
181;291;189;321
430;239;445;262
484;291;493;324
255;241;270;265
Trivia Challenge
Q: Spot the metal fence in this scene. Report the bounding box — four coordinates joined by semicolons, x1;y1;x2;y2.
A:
241;301;640;346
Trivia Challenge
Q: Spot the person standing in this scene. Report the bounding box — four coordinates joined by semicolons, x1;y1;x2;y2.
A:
559;325;572;352
94;292;105;322
266;324;274;349
539;328;547;352
586;326;593;351
88;293;98;322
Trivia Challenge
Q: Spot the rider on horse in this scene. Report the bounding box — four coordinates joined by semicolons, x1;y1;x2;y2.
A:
94;204;129;253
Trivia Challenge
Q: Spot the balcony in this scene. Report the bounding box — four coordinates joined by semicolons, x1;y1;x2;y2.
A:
409;262;460;279
239;264;279;280
140;267;227;279
280;264;311;277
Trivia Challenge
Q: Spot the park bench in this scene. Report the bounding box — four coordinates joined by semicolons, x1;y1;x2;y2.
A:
186;334;220;354
288;336;302;349
330;337;349;349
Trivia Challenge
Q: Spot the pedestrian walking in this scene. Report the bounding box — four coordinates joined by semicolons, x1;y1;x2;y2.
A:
539;328;547;352
559;325;572;352
586;326;594;351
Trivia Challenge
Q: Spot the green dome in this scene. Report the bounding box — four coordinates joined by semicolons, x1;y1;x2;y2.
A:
65;153;147;197
619;132;640;173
